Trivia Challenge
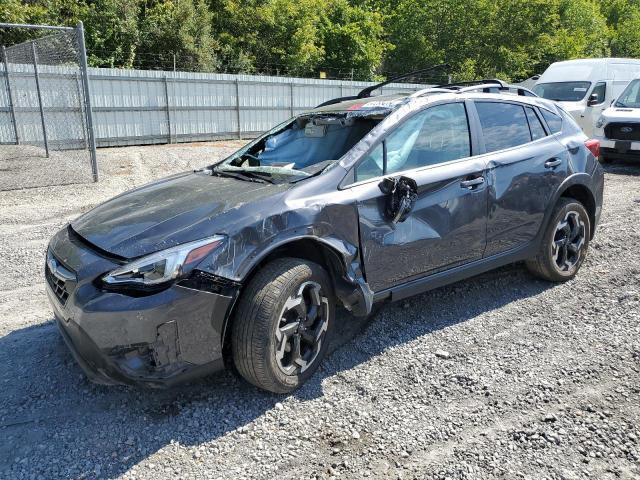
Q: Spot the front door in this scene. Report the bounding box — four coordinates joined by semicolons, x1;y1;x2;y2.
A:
349;102;488;292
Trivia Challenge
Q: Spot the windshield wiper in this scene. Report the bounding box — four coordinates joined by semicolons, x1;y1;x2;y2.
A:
235;170;275;184
210;167;269;184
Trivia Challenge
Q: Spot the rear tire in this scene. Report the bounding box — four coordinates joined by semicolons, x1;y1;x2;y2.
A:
231;258;334;393
526;198;591;282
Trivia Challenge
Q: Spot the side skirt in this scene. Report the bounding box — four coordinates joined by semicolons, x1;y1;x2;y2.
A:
372;242;537;303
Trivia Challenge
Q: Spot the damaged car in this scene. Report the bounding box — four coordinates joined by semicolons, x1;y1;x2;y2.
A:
46;74;604;393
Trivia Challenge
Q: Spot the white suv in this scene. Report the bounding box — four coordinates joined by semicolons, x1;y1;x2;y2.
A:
595;78;640;162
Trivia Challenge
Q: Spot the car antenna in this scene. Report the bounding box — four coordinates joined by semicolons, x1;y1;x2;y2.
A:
315;64;450;108
356;64;451;99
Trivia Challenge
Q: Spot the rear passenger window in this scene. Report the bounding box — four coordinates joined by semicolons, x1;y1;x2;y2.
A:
525;107;546;140
540;109;563;134
475;102;531;152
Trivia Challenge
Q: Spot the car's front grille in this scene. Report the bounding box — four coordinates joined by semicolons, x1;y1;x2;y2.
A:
45;251;76;306
604;122;640;141
46;264;69;305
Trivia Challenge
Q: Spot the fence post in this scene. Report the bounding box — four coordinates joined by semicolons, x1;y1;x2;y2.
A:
163;75;173;144
289;82;294;117
1;46;19;145
76;21;99;182
31;41;49;158
235;78;241;139
74;72;87;149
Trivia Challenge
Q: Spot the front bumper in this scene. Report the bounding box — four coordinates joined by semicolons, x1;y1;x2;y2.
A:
46;226;239;388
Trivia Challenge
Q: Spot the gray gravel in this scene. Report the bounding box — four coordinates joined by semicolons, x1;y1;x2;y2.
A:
0;145;639;480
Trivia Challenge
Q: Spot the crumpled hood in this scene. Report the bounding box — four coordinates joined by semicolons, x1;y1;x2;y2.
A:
72;171;285;258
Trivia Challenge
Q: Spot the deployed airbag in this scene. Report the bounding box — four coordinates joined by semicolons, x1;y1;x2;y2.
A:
258;119;375;169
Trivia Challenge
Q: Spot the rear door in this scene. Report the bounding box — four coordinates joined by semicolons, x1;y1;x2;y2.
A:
472;101;569;257
348;101;488;292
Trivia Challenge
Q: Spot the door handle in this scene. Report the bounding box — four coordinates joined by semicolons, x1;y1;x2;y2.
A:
545;158;562;168
460;177;485;189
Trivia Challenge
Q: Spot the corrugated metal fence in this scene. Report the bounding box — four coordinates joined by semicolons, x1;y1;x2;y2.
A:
0;66;428;148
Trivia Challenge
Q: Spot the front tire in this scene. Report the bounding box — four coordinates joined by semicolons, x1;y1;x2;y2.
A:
231;258;334;393
526;198;591;282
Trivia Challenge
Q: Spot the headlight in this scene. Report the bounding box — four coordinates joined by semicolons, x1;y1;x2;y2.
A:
595;116;605;129
102;235;225;289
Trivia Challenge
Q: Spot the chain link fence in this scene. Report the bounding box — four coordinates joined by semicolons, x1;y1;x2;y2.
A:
0;23;97;191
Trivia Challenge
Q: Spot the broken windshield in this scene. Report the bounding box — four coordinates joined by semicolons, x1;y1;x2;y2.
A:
212;113;381;183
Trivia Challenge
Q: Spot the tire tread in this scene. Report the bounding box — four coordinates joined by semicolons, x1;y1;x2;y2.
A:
231;257;331;393
526;197;590;282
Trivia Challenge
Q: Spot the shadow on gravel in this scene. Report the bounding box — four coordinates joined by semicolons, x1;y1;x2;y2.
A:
0;263;552;479
601;160;640;177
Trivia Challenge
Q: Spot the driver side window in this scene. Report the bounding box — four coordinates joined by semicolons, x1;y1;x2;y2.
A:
355;103;471;182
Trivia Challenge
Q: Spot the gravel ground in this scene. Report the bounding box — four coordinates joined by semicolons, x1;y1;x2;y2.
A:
0;144;639;480
0;144;94;191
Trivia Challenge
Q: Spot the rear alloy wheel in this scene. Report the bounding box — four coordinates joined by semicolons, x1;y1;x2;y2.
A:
526;198;591;282
231;258;334;393
551;210;586;273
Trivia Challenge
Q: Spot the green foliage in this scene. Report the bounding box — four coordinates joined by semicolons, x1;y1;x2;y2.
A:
86;0;139;68
139;0;217;71
1;0;639;80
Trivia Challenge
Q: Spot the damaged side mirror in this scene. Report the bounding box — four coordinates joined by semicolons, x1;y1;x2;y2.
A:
379;176;418;224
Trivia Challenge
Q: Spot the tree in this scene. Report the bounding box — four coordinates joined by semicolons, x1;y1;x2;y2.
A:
612;9;640;58
2;0;640;81
139;0;217;71
85;0;140;68
320;0;391;79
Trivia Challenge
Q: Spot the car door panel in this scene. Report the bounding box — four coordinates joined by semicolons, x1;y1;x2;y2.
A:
473;102;569;257
353;156;488;292
483;139;568;256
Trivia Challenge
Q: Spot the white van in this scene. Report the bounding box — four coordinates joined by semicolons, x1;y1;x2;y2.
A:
533;58;640;137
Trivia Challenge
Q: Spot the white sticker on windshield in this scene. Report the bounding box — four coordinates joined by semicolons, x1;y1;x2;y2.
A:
574;88;587;92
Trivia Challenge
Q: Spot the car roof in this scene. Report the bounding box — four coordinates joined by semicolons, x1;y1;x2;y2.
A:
310;90;558;116
311;93;411;114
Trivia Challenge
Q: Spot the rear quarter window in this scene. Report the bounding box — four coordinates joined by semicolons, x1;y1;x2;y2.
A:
525;107;547;140
540;109;563;134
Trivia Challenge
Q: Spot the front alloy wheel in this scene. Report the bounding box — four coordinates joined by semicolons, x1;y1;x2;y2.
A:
231;258;334;393
275;281;329;375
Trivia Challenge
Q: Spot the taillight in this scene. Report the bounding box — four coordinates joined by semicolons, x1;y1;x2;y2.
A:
585;139;600;158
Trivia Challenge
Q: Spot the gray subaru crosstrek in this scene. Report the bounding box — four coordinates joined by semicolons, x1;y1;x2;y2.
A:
46;79;604;393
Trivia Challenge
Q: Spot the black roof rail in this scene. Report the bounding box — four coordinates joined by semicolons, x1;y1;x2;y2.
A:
436;79;507;90
316;64;450;108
